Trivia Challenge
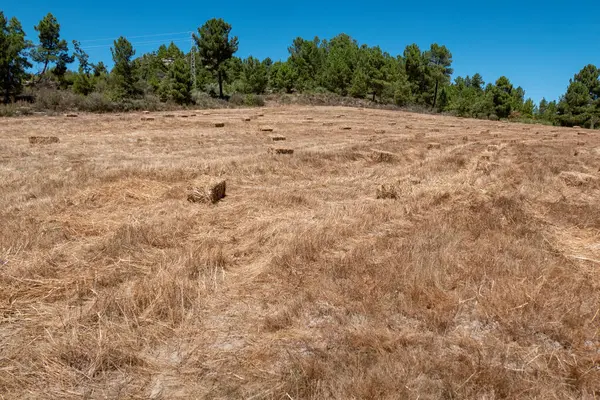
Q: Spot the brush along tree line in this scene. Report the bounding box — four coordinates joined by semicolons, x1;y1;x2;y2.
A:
1;11;599;128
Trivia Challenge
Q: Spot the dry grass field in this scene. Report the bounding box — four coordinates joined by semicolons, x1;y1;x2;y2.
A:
1;106;599;399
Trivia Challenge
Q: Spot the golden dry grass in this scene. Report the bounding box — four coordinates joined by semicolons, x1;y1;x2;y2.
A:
1;106;599;399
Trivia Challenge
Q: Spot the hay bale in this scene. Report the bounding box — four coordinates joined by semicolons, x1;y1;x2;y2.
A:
270;135;286;141
29;136;59;145
405;125;413;129
141;117;155;121
180;115;189;118
432;128;440;132
389;122;397;126
215;122;225;128
374;129;386;134
268;147;294;155
65;113;78;118
371;149;396;163
243;118;251;122
322;122;334;126
376;184;398;199
427;142;441;150
164;114;175;118
260;127;274;132
257;113;265;117
143;111;150;114
341;126;352;130
306;117;314;120
559;171;596;186
187;179;226;204
577;131;587;135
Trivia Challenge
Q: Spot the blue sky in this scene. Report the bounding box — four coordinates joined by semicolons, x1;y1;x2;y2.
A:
3;0;599;103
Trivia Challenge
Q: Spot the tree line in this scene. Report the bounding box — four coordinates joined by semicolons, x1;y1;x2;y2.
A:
1;11;599;128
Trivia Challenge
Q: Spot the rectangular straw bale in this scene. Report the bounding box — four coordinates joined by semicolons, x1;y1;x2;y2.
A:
268;147;294;155
371;149;396;162
187;179;226;204
29;136;59;144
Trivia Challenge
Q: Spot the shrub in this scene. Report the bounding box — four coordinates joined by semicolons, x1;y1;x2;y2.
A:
192;90;228;108
244;94;265;107
228;93;244;106
32;89;81;112
80;92;115;113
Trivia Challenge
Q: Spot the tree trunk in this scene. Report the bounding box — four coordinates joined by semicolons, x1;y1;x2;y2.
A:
38;60;49;82
432;80;439;109
372;91;376;102
218;70;223;99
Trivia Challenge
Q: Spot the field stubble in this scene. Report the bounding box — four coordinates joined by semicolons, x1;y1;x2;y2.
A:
0;106;599;399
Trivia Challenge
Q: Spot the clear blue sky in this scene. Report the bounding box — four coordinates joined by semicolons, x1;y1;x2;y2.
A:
3;0;599;103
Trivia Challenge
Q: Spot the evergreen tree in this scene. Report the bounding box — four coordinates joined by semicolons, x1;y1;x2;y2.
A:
288;37;324;91
72;40;94;95
193;18;239;98
31;13;72;78
425;43;453;108
403;44;428;104
322;34;358;96
364;46;388;102
492;76;515;118
159;57;191;104
0;12;31;103
269;61;296;93
239;56;268;94
110;36;138;99
557;64;600;128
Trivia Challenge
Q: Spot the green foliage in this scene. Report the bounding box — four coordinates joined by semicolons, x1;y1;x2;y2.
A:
93;61;108;77
159;57;191;104
0;12;31;103
521;98;535;117
269;61;297;93
557;64;600;128
238;56;268;94
1;11;593;127
193;18;239;98
110;36;138;100
491;76;515;118
288;37;324;91
322;34;359;96
31;13;73;78
425;44;453;108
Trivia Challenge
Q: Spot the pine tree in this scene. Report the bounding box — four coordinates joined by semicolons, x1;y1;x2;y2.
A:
72;40;94;95
425;44;453;109
240;56;268;94
30;13;72;79
110;37;138;100
269;61;296;93
0;12;31;103
160;57;191;104
193;18;238;99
